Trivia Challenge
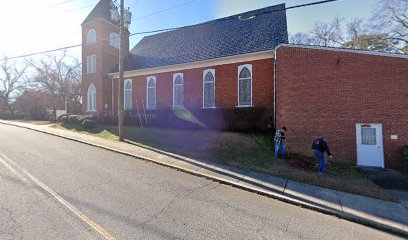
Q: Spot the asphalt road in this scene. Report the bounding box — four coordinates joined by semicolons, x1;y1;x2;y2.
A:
0;124;402;240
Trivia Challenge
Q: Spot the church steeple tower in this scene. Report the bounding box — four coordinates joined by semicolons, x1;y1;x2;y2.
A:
81;0;129;114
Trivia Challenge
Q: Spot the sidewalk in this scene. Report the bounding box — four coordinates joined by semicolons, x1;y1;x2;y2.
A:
1;120;407;236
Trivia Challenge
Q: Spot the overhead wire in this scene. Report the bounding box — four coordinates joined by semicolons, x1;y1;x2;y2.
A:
51;0;79;7
129;1;340;36
132;0;200;21
51;0;99;13
0;0;340;62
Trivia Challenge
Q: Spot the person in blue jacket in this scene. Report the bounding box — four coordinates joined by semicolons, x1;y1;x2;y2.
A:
274;127;287;158
312;136;333;173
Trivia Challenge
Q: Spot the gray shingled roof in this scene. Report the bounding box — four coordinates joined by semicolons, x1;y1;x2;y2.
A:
82;0;116;26
117;3;288;72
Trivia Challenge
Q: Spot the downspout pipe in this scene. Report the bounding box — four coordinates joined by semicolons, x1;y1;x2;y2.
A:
273;48;277;130
107;74;115;115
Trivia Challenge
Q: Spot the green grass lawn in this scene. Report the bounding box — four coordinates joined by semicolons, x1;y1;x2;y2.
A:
53;123;393;201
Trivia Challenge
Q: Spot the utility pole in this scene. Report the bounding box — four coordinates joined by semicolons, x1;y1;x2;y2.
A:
118;0;125;142
111;0;131;142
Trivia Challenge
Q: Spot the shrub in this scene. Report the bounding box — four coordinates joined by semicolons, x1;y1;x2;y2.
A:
222;107;267;132
67;115;80;124
59;115;69;123
57;114;68;122
77;115;96;123
98;107;270;132
403;146;408;172
82;119;97;129
58;114;96;126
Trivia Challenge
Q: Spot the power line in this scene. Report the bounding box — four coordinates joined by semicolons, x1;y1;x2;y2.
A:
133;0;200;21
51;0;98;14
0;0;340;62
52;0;78;7
130;27;180;36
131;0;340;35
64;4;95;13
268;0;339;13
1;45;81;61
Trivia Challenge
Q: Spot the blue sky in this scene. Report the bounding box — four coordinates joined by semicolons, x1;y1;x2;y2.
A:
0;0;379;60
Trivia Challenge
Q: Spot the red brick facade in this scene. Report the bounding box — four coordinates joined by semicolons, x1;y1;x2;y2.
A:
110;58;274;115
81;18;128;114
275;45;408;169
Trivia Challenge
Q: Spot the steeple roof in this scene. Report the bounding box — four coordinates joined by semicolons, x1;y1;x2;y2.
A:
82;0;116;25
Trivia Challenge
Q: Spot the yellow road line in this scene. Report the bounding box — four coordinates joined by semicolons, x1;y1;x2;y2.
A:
0;152;116;240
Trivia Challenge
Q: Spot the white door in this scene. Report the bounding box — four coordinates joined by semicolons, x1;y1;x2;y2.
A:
356;123;384;168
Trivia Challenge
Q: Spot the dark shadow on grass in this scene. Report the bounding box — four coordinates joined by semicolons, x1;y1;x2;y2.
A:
86;126;294;196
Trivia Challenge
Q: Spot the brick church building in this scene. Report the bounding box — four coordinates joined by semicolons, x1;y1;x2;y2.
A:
82;0;408;169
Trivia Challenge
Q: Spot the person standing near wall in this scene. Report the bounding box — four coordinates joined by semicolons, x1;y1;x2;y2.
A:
274;127;287;158
312;136;332;173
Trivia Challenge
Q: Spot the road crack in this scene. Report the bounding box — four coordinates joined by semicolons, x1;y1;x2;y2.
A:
139;182;213;239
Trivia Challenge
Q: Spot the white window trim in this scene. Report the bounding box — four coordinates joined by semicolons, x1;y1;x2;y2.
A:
146;76;157;110
86;55;96;74
86;29;96;45
173;73;184;108
109;32;120;49
202;69;216;109
124;79;132;111
237;64;253;107
87;83;96;112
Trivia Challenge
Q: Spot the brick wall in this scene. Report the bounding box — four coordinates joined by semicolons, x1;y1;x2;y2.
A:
82;18;128;114
110;58;275;130
276;46;408;169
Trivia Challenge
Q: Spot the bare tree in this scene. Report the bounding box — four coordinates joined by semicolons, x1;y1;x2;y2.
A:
344;18;366;49
370;0;408;53
342;18;397;51
13;90;50;120
27;50;81;120
309;17;345;47
0;57;27;118
289;32;313;45
59;57;82;110
289;18;345;47
288;0;407;53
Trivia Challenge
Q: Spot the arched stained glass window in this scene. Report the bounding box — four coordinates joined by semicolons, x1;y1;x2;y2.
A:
173;74;183;108
203;70;215;108
124;79;132;111
87;83;96;111
109;33;119;48
238;65;252;106
147;77;156;110
87;29;96;44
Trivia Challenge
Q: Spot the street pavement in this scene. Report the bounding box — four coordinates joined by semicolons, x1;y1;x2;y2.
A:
0;124;403;240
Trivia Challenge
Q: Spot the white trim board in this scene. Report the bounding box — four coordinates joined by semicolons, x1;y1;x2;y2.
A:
276;44;408;59
109;50;275;79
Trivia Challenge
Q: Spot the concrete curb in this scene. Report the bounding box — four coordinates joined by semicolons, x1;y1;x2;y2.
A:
1;121;407;237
